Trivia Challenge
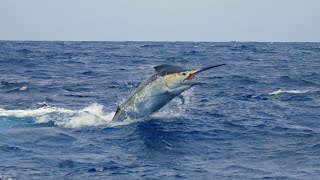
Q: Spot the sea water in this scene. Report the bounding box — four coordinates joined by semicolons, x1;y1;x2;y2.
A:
0;41;320;179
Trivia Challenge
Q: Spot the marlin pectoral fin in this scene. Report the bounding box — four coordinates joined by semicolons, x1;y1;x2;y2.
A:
178;95;185;105
115;106;121;115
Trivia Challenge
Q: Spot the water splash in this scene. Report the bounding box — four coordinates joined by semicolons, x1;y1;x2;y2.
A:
0;96;193;128
0;106;75;117
152;88;194;119
0;103;116;128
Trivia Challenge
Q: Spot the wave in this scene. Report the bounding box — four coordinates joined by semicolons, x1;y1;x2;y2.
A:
269;89;310;95
0;103;117;128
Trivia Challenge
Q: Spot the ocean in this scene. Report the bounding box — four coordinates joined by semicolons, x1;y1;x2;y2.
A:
0;41;319;179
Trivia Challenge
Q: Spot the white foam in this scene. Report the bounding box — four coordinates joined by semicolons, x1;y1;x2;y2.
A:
269;89;310;95
0;103;116;128
52;111;115;128
0;106;75;117
19;85;28;91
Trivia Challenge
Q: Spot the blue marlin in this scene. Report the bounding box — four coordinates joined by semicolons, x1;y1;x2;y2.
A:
112;64;225;121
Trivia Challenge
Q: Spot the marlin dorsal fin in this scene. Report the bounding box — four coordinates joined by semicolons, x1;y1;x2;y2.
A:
154;64;186;76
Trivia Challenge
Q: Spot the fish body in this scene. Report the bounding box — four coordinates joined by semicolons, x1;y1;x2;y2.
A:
112;64;225;121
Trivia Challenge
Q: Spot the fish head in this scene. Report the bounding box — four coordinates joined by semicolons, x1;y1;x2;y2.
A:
164;69;199;90
163;64;225;92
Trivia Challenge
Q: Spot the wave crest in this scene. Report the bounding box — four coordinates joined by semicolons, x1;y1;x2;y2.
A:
0;103;116;128
269;89;310;95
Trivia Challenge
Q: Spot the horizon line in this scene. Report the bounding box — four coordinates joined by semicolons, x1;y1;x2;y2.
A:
0;39;319;43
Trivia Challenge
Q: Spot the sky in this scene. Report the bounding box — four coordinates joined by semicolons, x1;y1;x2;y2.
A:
0;0;319;42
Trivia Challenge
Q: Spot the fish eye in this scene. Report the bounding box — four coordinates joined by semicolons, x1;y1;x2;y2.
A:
182;72;186;76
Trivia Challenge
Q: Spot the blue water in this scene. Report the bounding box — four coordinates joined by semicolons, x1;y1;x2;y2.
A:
0;41;320;179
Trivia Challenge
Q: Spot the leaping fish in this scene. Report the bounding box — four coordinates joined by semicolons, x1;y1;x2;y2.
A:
112;64;225;121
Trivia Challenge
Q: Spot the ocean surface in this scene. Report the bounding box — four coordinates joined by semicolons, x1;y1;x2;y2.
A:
0;41;319;179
